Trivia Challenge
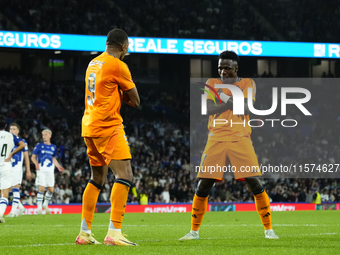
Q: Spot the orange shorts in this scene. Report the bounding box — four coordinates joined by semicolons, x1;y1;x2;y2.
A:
197;138;262;180
84;125;131;166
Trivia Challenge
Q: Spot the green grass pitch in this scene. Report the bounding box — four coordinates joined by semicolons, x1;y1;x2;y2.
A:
1;211;339;254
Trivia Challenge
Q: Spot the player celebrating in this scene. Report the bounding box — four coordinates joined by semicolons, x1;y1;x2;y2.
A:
180;51;279;240
6;123;31;217
31;129;64;215
76;28;140;246
0;116;25;223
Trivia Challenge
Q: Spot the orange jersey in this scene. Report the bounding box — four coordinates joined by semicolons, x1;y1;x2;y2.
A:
82;52;135;137
205;78;256;141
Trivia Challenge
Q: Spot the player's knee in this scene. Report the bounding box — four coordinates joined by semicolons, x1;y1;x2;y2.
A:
246;178;264;195
89;179;103;190
125;174;133;182
91;171;106;186
118;164;133;182
117;172;133;182
196;179;215;197
115;178;132;188
2;190;9;198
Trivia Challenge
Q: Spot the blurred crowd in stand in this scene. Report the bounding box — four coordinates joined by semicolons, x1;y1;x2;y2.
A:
1;0;340;42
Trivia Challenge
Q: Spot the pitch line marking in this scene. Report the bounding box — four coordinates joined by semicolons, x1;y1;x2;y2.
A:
1;243;74;248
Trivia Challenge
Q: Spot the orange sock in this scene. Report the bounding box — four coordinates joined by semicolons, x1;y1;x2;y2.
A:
110;179;131;229
81;181;101;232
254;190;272;230
191;194;208;231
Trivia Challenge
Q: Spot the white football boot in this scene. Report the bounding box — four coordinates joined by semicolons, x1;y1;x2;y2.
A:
43;204;51;214
179;231;200;241
265;229;279;239
6;212;17;218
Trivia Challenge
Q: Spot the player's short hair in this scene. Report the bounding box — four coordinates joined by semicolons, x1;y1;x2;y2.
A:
42;129;52;135
10;123;20;130
0;115;6;129
219;51;239;64
106;28;128;48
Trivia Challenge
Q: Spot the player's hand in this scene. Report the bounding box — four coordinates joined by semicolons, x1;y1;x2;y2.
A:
26;171;32;180
58;166;64;172
35;163;40;170
4;155;12;162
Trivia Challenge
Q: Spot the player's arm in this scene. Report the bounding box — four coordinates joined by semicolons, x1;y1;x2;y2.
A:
122;87;140;108
118;62;140;108
5;140;25;162
53;157;64;172
24;151;31;180
31;154;39;170
207;78;256;116
207;98;250;116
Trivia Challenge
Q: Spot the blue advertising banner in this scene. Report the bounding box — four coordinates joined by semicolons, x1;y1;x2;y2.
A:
0;31;339;58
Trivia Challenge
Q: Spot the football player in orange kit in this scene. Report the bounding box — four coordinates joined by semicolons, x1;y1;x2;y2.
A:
180;51;279;241
76;28;140;246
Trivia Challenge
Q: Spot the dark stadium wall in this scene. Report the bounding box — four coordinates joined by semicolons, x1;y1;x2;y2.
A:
277;58;310;77
159;54;190;88
335;60;340;77
0;52;21;69
1;49;335;82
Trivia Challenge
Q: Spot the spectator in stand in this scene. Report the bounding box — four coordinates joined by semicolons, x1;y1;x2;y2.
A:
306;190;313;203
62;194;70;204
65;184;74;202
161;184;170;203
321;190;329;202
99;189;109;203
154;182;163;196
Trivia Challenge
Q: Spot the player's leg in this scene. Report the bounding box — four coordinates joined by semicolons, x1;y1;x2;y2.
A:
16;184;26;216
42;186;54;214
102;126;137;246
180;178;215;241
180;140;227;241
107;159;132;230
8;171;20;216
9;168;25;217
104;160;137;246
76;137;106;245
42;171;56;214
17;171;26;215
8;184;20;217
0;165;14;222
245;177;278;239
76;165;106;244
0;188;9;222
36;171;46;214
80;165;107;235
228;138;278;239
37;185;45;214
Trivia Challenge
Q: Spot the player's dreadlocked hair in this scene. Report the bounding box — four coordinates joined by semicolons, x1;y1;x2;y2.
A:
219;51;239;64
0;115;7;129
106;28;128;48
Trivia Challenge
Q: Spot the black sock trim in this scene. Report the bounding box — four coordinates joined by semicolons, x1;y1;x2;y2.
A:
89;180;102;190
115;178;132;188
252;187;265;195
195;191;209;198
